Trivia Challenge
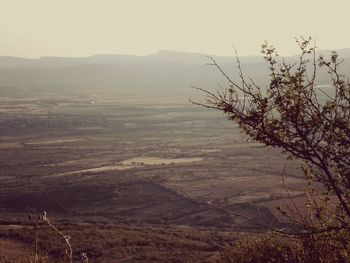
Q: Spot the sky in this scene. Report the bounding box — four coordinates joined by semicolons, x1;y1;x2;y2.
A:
1;0;350;58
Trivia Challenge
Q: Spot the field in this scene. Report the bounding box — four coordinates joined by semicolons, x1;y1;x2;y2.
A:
0;95;306;262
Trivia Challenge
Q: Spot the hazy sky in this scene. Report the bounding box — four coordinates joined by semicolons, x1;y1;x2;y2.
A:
1;0;350;58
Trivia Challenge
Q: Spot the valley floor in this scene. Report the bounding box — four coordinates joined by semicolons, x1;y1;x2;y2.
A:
0;97;305;261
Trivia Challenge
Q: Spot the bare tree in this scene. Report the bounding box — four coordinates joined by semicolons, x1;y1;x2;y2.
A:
193;37;350;231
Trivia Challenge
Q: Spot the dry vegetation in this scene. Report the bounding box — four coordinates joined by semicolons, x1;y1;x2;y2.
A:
3;39;349;261
0;220;241;262
195;38;350;262
0;96;303;261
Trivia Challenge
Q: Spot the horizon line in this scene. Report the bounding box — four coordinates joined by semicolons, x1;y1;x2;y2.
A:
0;47;350;60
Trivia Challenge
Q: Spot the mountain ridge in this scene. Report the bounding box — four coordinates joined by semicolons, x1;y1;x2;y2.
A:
0;48;349;68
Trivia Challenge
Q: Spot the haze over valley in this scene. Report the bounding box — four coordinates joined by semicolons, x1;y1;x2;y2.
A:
1;0;350;261
0;49;349;261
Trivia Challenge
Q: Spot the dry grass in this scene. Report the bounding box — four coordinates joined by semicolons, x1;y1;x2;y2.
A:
0;221;240;263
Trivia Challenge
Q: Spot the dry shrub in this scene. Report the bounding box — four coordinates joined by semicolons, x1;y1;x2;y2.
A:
195;37;350;263
0;255;49;263
220;230;350;263
220;233;303;263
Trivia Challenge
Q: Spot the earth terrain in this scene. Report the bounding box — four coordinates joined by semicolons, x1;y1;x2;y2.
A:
0;95;304;262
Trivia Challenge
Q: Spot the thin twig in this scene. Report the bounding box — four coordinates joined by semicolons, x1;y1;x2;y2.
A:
42;211;73;263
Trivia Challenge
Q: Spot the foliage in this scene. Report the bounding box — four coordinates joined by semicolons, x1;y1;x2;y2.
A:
195;37;350;229
194;37;350;261
220;230;350;263
0;220;238;263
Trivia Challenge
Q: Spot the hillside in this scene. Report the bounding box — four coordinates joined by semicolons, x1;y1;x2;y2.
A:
0;48;349;262
0;49;349;101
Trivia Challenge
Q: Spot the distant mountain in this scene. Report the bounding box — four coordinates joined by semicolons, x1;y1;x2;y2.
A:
0;54;142;68
145;50;266;66
0;49;349;100
0;48;349;68
0;56;35;68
